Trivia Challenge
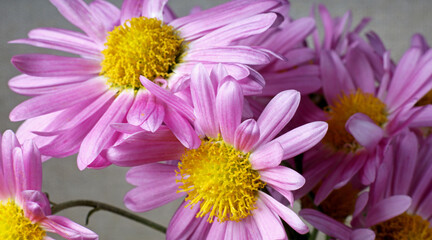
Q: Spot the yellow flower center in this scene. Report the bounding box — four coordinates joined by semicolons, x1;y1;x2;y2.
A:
415;90;432;106
301;183;359;223
101;17;186;90
0;199;46;240
177;136;266;223
323;90;388;152
371;212;432;239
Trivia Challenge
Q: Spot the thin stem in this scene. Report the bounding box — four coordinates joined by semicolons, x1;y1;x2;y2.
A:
51;200;167;234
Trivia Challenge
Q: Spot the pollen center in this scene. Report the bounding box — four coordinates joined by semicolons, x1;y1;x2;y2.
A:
177;136;266;223
323;89;388;152
0;199;46;240
371;212;432;239
101;17;186;90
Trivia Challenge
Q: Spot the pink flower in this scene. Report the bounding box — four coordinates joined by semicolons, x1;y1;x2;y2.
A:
104;64;328;239
295;35;432;205
9;0;283;170
0;130;98;240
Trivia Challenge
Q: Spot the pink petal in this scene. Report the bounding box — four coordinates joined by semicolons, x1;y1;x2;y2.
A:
206;221;227;240
127;89;150;126
167;201;202;240
164;107;201;149
345;46;375;94
120;0;143;24
365;195;412;227
10;77;107;122
140;98;165;133
50;0;107;44
142;0;168;20
77;90;134;170
20;140;42;191
89;0;120;31
216;80;243;144
2;130;21;196
186;46;271;65
256;90;300;147
252;198;286;240
41;215;98;240
273;121;328;159
11;54;101;77
191;64;218;138
249;141;283;170
345;113;383;152
351;229;376;240
300;209;351;240
234;119;260;152
259;191;309;234
259;166;305;191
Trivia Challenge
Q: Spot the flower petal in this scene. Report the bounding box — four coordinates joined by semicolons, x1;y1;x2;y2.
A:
300;209;351;240
186;46;271;65
345;113;383;152
259;166;305;191
41;215;98;240
249;141;283;170
365;195;412;227
234;119;260;152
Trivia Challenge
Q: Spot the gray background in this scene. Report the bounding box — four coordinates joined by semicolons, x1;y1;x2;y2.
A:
0;0;431;239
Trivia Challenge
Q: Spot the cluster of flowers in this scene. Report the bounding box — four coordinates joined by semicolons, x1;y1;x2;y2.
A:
3;0;432;239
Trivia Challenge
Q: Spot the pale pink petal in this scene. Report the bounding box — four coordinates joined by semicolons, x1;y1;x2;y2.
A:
127;89;149;126
10;77;107;122
273;121;328;159
104;129;185;167
345;113;383;152
21;190;51;219
142;0;168;20
185;46;271;65
11;54;101;77
41;215;98;240
164;107;201;149
2;130;21;196
300;209;351;240
256;90;300;147
12;148;25;194
259;191;308;234
250;141;283;170
411;33;430;52
365;195;412;227
191;64;218;138
120;0;143;23
20;140;42;191
77;90;134;170
167;201;202;240
50;0;107;44
252;198;285;240
140;98;165;133
140;76;194;121
89;0;120;31
234;119;260;152
216;80;243;144
27;27;100;50
206;221;227;240
259;166;305;191
193;13;278;47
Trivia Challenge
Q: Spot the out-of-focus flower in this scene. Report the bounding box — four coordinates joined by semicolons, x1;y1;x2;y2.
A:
0;130;98;240
9;0;283;170
104;64;328;239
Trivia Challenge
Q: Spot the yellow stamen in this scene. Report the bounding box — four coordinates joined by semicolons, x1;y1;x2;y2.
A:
0;199;46;240
371;212;432;239
323;89;388;152
177;136;266;223
101;17;186;90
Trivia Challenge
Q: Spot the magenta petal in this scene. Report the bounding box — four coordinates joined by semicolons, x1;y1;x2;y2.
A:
249;141;283;170
191;64;218;138
351;229;376;240
345;46;375;94
104;128;185;167
365;195;412;227
10;78;106;122
274;121;328;159
260;166;305;191
256;90;300;146
234;119;260;152
49;0;106;44
41;215;98;240
140;76;194;121
252;198;285;240
164;107;201;149
300;209;351;240
12;54;101;77
345;113;383;152
77;90;134;170
259;191;308;234
216;80;243;144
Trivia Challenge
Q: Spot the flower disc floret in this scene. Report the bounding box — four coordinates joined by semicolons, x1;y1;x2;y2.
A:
101;17;186;90
177;136;266;223
0;199;46;240
324;90;388;152
371;212;432;239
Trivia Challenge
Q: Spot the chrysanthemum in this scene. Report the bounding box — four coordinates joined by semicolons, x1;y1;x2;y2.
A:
0;130;98;240
103;64;328;239
9;0;282;170
300;130;432;239
295;35;432;205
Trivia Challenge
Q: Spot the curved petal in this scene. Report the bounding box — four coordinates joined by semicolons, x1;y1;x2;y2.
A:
365;195;412;227
167;201;202;240
234;119;260;152
249;141;283;170
300;209;351;240
41;215;98;240
186;46;271;65
259;166;305;191
252;198;285;240
164;107;201;149
345;113;383;152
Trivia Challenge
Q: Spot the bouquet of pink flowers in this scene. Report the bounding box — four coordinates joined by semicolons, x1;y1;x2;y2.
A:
2;0;432;239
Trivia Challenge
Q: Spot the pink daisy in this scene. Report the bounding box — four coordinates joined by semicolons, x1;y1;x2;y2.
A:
103;64;328;239
295;34;432;205
301;130;432;239
9;0;283;170
0;130;98;239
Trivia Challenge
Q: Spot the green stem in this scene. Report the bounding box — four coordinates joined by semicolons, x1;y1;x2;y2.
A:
51;200;167;234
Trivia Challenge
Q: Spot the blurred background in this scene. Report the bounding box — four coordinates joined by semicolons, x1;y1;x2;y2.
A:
0;0;431;239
